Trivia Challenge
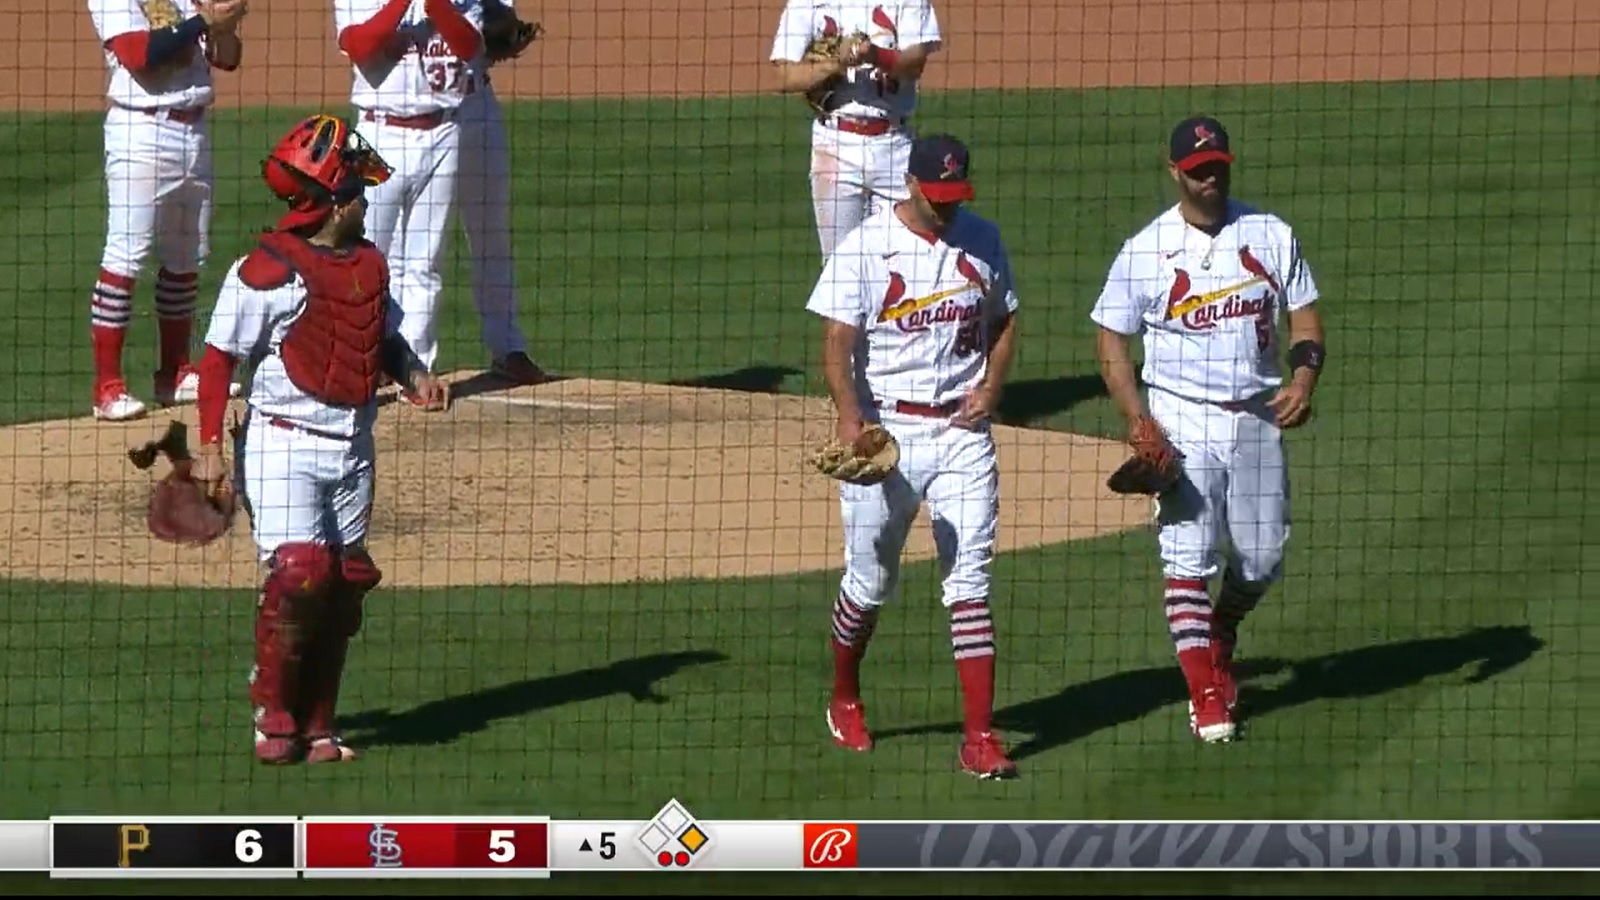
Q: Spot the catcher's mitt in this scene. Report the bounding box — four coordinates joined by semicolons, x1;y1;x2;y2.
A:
482;0;542;64
811;424;900;486
1106;415;1183;496
129;420;237;547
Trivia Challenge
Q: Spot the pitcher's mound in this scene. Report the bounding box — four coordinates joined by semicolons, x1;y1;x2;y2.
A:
0;374;1151;588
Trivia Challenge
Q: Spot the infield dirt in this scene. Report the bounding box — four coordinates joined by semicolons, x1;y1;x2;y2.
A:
4;0;1595;586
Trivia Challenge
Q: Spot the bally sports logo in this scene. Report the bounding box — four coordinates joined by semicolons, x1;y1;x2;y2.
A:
803;823;859;868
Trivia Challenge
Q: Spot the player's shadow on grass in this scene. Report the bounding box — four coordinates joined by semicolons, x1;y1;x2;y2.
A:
992;374;1109;427
876;625;1542;761
668;365;805;394
340;649;730;748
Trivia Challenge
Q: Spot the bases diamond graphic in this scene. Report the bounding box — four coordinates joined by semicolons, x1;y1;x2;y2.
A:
635;798;712;868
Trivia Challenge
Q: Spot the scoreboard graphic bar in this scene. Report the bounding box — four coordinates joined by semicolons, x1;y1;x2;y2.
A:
301;816;550;878
49;817;299;879
16;813;1600;875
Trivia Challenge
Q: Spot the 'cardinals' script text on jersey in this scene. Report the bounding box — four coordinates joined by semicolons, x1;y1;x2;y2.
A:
1091;200;1319;404
769;0;941;123
807;206;1018;408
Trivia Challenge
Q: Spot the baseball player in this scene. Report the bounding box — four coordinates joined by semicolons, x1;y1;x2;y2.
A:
190;115;448;765
86;0;247;421
1090;116;1326;743
770;0;944;261
334;0;547;395
806;134;1021;779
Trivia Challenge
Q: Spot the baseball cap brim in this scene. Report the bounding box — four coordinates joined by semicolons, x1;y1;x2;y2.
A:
1176;149;1234;171
920;179;975;203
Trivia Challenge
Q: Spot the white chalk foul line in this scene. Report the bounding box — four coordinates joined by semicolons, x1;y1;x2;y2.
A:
458;393;618;411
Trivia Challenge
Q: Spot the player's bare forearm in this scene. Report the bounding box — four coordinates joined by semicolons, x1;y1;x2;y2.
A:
1286;303;1325;391
1096;326;1148;422
821;320;864;422
981;312;1016;394
774;59;845;93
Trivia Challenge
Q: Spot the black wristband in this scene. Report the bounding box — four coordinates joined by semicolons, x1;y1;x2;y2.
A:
1288;339;1325;373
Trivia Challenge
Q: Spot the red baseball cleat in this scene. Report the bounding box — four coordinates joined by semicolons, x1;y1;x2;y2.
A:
1189;685;1237;743
959;731;1019;780
826;698;873;752
254;709;304;765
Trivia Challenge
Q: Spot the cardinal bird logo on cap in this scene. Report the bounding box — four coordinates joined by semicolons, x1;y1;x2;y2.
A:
1193;123;1216;148
942;154;962;179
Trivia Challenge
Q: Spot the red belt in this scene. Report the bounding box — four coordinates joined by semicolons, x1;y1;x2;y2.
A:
882;399;959;419
266;416;354;443
826;115;901;136
364;109;447;130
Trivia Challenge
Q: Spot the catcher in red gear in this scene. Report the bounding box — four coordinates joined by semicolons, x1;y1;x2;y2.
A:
191;114;448;765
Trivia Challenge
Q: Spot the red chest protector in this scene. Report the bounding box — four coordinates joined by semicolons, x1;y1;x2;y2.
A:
239;231;389;408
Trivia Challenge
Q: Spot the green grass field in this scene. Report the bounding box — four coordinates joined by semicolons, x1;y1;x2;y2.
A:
2;74;1598;859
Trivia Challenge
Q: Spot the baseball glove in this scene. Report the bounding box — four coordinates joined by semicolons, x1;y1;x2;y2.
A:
1106;415;1183;496
129;420;238;547
810;424;900;486
482;0;542;64
801;31;863;117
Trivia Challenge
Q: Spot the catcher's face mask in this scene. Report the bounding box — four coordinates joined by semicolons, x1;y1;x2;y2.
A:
265;115;394;225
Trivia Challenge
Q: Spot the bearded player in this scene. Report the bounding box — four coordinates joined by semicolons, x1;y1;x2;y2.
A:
191;115;448;764
1091;116;1326;743
770;0;943;262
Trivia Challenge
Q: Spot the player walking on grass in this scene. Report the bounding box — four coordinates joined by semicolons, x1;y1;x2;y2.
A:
86;0;247;421
806;134;1021;779
190;116;448;764
1091;116;1327;743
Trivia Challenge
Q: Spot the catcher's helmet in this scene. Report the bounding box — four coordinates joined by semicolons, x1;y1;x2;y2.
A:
263;115;392;228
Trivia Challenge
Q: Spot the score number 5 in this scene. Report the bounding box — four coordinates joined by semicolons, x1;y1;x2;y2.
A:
488;829;519;863
426;60;465;92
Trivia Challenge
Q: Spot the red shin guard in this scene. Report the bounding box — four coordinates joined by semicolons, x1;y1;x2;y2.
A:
299;550;381;740
253;544;337;754
251;582;307;742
